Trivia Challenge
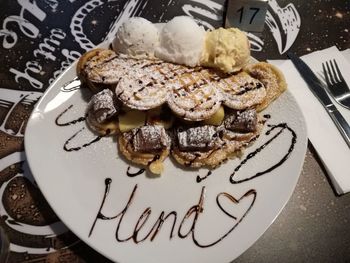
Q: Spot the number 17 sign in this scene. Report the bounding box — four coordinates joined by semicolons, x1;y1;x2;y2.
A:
225;0;268;32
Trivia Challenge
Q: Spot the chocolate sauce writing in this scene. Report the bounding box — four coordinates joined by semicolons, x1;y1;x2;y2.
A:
88;178;257;248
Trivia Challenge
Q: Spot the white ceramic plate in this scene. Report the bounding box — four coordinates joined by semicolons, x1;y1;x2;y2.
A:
25;57;307;263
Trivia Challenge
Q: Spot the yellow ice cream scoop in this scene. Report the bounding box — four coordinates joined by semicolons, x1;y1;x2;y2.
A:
201;27;250;73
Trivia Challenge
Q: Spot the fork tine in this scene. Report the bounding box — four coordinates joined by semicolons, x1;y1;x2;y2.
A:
323;63;331;86
326;61;335;84
330;60;340;83
333;59;345;82
321;59;350;109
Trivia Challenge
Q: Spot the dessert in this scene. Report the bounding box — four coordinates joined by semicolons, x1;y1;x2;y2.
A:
166;69;222;121
77;48;116;93
155;16;206;67
245;62;287;111
171;109;264;168
109;16;250;73
86;89;120;135
217;71;266;110
112;17;159;58
77;16;287;174
118;125;171;174
201;27;250;73
118;110;146;133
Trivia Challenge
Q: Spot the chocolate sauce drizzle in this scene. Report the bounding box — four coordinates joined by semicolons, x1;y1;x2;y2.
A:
236;82;263;95
55;105;86;126
185;153;201;167
61;77;81;92
55;105;105;151
230;123;297;184
126;167;145;177
196;171;212;183
63;127;102;152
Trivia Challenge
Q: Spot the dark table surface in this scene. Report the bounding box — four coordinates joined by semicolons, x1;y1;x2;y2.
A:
0;0;349;262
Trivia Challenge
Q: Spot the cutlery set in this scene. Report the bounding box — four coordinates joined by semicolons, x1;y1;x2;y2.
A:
288;52;350;148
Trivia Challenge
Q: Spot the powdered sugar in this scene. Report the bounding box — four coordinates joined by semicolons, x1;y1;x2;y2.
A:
224;109;257;133
177;125;219;151
218;72;266;110
87;89;118;123
167;70;222;121
132;125;170;152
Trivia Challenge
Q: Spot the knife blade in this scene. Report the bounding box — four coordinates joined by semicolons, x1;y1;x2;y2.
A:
287;52;350;148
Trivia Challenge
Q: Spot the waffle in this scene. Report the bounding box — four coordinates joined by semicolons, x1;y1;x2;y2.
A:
244;62;287;111
217;71;266;110
86;55;160;85
77;49;116;93
79;48;270;118
220;111;265;154
80;48;287;173
171;125;226;168
115;61;184;110
118;125;171;174
166;69;223;121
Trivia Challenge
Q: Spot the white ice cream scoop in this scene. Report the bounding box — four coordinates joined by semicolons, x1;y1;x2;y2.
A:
112;17;159;58
155;16;206;67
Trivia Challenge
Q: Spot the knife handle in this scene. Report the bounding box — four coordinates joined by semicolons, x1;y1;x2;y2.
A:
327;106;350;148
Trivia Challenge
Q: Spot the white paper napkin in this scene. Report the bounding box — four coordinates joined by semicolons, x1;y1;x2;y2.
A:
269;46;350;195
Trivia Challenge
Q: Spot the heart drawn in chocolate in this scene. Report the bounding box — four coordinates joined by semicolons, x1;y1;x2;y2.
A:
193;189;257;248
217;189;257;221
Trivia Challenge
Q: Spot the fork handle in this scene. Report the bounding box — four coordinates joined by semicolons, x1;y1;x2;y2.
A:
327;106;350;148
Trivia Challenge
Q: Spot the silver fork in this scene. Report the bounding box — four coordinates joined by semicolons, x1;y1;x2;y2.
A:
322;59;350;110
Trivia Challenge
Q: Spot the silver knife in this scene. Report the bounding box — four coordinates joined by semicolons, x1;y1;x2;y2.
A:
288;52;350;148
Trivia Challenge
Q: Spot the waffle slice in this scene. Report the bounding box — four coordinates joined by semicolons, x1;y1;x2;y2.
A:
171;125;226;168
217;71;266;110
78;48;159;93
244;62;287;111
221;110;265;153
77;49;117;93
86;55;160;85
166;69;222;121
115;61;197;110
118;125;171;174
114;62;169;110
77;49;114;77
